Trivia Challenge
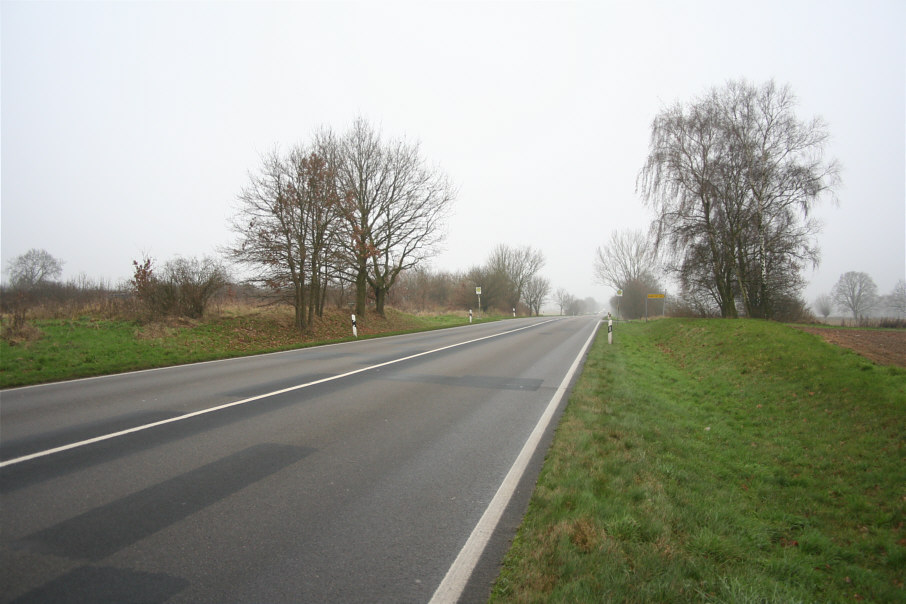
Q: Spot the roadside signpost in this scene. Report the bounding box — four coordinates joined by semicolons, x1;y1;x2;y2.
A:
476;287;482;319
646;293;666;321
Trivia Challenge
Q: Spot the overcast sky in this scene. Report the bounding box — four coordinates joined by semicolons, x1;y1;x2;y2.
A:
2;0;904;309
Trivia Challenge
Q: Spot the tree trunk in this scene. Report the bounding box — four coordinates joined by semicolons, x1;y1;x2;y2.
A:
355;261;367;319
317;265;328;317
374;286;386;317
294;282;306;332
308;264;319;327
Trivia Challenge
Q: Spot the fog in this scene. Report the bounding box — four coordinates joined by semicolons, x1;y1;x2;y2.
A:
2;1;903;307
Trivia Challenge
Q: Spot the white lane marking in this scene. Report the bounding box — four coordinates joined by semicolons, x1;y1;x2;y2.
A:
0;319;559;468
428;318;601;604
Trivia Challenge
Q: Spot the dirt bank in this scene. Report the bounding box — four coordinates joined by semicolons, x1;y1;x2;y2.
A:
794;326;906;368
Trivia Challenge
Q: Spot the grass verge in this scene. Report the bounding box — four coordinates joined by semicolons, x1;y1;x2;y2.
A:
491;319;905;603
0;307;493;388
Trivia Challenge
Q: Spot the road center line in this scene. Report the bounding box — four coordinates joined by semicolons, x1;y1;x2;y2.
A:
428;318;601;604
0;319;559;468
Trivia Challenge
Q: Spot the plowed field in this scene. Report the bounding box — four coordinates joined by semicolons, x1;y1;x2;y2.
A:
794;326;906;367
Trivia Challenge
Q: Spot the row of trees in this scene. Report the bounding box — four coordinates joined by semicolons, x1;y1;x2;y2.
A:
635;79;840;319
228;118;455;331
3;241;574;321
592;224;904;321
1;248;231;320
388;244;555;316
590;81;906;324
21;80;856;325
462;244;549;315
815;273;906;320
553;290;599;316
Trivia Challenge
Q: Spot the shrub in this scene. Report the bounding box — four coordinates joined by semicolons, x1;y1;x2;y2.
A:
131;255;229;320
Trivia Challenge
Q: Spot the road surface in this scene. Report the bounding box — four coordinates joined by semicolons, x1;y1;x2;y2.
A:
1;315;600;603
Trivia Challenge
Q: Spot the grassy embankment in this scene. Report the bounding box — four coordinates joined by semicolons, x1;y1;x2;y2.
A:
0;307;487;388
492;319;905;603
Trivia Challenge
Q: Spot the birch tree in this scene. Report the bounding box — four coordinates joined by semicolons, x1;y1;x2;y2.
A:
638;79;840;318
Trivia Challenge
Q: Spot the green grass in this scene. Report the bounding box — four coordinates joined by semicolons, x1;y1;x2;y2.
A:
491;319;905;603
0;309;490;388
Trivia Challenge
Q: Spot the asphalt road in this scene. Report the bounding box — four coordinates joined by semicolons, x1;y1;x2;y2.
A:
1;315;601;603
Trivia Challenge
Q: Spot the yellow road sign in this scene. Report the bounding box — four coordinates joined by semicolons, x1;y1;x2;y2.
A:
647;293;665;299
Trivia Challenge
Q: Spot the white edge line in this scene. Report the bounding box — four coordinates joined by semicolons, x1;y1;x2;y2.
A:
428;318;601;604
0;319;560;468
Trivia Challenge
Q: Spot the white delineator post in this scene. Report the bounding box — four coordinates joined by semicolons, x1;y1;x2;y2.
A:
351;314;357;338
469;309;473;324
608;318;613;344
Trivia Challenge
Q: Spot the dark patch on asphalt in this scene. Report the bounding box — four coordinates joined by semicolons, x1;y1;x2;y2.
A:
1;381;334;493
10;565;190;604
17;443;313;561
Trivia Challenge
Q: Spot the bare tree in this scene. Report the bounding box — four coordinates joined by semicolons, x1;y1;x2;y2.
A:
486;244;545;313
638;94;737;316
813;294;833;319
229;149;301;328
554;288;574;316
336;118;454;318
594;229;660;318
229;143;341;331
890;279;906;317
335;119;386;318
638;79;840;318
593;229;658;290
6;249;64;289
290;134;344;324
831;271;878;319
523;275;551;316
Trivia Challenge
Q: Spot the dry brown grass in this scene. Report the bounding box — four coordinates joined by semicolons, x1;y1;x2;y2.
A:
0;315;43;346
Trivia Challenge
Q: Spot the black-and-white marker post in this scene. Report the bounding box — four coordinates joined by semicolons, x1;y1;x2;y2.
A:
351;314;357;338
608;318;613;344
469;309;473;324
